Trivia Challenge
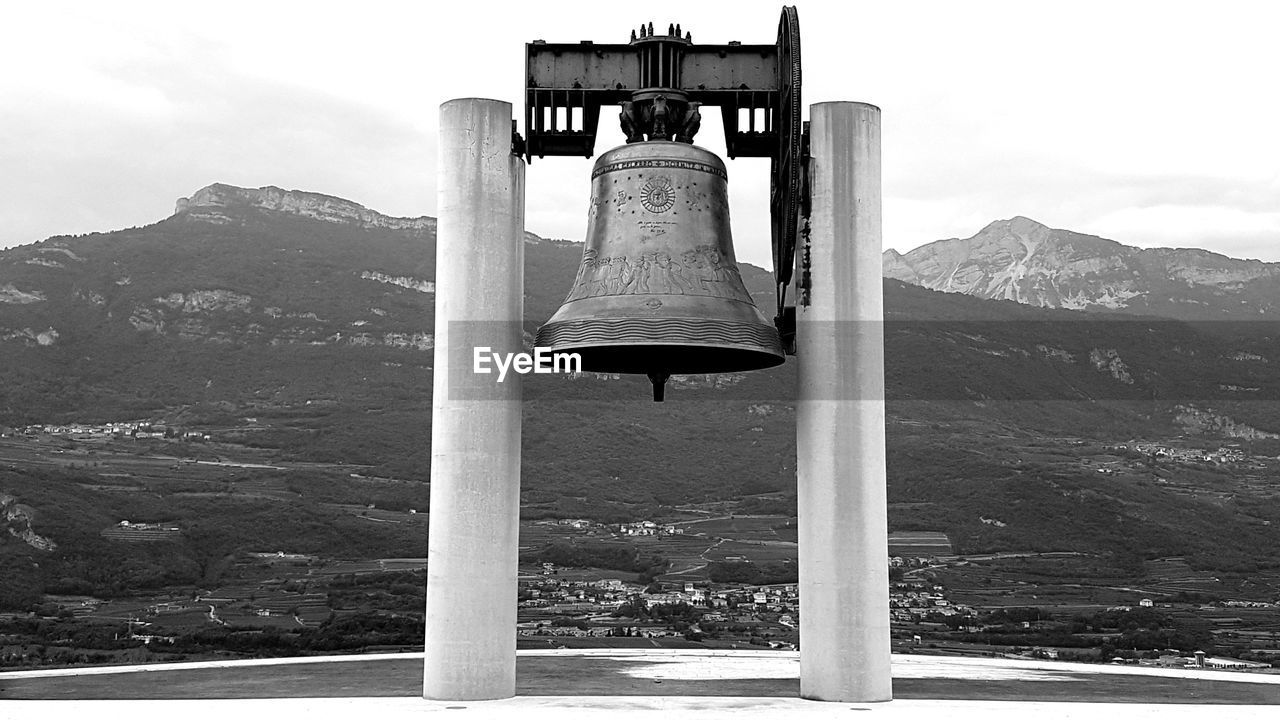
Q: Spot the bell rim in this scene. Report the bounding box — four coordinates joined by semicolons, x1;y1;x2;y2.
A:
535;343;786;375
534;316;785;375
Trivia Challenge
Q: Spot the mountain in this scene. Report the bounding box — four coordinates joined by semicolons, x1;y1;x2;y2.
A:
5;185;1275;426
3;184;1280;588
884;216;1280;320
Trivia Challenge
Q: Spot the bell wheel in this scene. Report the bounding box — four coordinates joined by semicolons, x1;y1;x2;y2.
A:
772;5;802;291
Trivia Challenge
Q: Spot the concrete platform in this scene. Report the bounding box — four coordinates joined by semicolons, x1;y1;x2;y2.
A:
3;650;1279;719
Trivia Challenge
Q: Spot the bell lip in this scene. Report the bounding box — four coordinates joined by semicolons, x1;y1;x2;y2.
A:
540;342;786;376
535;317;785;375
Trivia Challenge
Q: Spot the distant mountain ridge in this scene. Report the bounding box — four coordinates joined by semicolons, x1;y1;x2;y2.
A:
172;188;1280;322
884;216;1280;320
173;183;552;246
175;183;436;231
1;182;1276;430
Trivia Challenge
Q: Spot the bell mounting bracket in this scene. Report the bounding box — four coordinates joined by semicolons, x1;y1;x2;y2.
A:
524;6;805;331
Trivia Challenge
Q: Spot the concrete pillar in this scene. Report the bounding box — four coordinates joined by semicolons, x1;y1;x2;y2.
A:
424;98;525;700
796;101;891;702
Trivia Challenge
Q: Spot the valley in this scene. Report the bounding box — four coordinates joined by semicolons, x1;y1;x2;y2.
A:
3;184;1280;674
3;419;1280;671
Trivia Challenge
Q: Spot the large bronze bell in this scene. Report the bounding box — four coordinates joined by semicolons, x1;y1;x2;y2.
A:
535;141;785;400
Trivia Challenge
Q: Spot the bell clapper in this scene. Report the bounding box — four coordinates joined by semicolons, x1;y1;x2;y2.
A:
647;371;670;402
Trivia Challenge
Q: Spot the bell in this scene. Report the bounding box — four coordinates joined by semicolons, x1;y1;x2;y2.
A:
535;141;785;400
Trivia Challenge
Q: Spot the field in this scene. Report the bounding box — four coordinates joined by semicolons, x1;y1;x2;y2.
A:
888;531;954;556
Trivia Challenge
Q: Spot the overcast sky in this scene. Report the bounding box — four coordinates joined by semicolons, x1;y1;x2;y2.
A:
3;0;1278;269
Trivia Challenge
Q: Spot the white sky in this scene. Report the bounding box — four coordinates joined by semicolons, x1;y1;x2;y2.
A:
2;0;1278;269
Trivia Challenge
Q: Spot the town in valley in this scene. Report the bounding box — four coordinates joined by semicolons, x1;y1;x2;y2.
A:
3;423;1279;675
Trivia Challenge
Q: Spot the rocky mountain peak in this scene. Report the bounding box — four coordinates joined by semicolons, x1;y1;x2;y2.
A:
884;217;1280;319
173;183;436;232
980;215;1048;235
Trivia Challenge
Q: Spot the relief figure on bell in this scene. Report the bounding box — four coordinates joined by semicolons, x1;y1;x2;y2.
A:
702;246;745;289
565;244;756;301
631;253;653;294
681;247;712;292
654;252;693;295
681;245;751;302
589;257;616;297
611;256;637;295
565;248;598;301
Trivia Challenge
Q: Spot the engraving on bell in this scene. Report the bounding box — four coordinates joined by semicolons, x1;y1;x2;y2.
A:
535;141;785;393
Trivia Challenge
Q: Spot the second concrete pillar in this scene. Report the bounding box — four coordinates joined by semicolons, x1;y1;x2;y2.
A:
797;101;892;702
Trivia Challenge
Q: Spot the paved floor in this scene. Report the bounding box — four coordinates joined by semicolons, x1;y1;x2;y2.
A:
4;650;1279;719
